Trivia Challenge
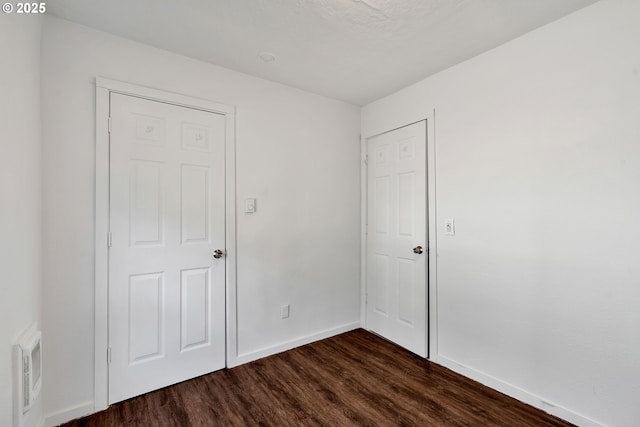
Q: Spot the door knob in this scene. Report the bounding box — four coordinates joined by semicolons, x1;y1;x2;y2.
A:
413;246;424;254
213;249;224;259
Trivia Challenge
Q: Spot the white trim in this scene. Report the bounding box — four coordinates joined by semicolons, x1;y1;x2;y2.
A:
359;135;367;326
361;119;434;358
427;109;438;358
93;77;237;411
224;101;239;368
96;78;234;114
44;401;94;427
94;86;110;412
231;322;360;367
432;355;604;427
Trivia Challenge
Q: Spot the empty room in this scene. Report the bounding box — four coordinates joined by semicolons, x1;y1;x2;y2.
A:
1;0;638;426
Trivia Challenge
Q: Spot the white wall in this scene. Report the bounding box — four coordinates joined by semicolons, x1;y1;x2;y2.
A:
0;13;43;427
362;1;640;426
41;16;361;424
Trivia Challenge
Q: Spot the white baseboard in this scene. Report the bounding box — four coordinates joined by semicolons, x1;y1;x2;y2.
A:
44;401;94;427
229;321;361;367
432;355;604;427
44;324;360;425
44;333;602;426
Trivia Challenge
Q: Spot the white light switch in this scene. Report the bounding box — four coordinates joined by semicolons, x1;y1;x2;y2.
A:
444;218;455;236
245;198;256;214
280;304;290;319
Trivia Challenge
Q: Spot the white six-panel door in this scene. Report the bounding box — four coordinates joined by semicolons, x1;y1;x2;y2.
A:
108;93;226;403
366;120;427;357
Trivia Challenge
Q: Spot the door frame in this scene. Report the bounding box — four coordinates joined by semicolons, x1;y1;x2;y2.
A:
94;78;237;411
360;117;438;359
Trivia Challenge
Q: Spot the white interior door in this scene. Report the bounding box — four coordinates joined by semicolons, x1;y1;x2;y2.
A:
108;93;226;404
366;120;427;357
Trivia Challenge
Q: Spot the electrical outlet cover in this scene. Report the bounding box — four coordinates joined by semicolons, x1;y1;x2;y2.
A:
444;218;455;236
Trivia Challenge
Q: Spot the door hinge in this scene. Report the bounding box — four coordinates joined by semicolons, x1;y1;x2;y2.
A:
364;154;368;165
108;117;112;133
107;231;112;248
107;347;112;365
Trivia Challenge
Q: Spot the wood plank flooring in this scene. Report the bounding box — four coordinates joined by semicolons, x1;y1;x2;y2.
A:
62;329;573;426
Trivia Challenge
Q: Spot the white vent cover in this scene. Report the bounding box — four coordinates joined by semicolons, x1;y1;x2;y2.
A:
14;324;42;426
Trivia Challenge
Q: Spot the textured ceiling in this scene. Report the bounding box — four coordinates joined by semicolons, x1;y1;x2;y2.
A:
45;0;598;105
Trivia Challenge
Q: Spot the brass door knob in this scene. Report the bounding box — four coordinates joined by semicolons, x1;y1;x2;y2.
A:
413;246;424;254
213;249;224;259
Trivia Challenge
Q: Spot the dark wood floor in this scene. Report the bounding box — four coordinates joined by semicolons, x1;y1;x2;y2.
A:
63;329;573;426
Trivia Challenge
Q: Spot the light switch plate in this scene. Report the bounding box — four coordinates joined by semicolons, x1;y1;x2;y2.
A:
245;198;256;214
444;218;455;236
280;304;290;319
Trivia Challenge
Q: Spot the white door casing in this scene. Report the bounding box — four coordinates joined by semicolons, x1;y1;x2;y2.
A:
108;93;227;403
366;120;428;357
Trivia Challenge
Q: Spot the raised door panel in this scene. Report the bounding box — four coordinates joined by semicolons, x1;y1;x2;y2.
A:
375;176;390;235
180;268;210;351
397;259;415;326
398;172;415;237
181;165;209;244
130;161;165;247
374;254;390;316
129;273;165;363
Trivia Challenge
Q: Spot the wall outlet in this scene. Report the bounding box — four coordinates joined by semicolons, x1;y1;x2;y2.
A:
444;218;455;236
280;304;290;319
